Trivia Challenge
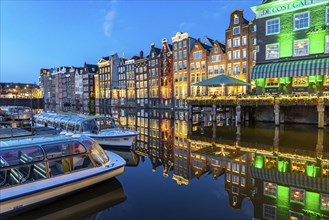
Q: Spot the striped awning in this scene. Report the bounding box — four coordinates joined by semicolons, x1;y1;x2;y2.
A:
251;58;329;79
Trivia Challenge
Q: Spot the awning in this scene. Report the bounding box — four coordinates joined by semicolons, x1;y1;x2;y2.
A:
251;58;329;79
193;74;251;86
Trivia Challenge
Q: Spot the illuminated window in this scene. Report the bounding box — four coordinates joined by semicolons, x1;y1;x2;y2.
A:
290;188;305;204
234;14;239;24
233;27;240;35
233;50;240;59
227;162;231;170
266;18;280;35
289;211;304;220
242;49;247;58
294;12;309;30
263;204;276;220
214;65;219;74
325;36;329;54
228;65;232;75
241;164;246;173
321;193;329;209
234;63;240;75
242;36;247;45
228;52;232;60
226;173;231;182
266;44;280;59
232;174;239;184
233;38;240;47
264;182;277;197
294;39;309;56
227;39;232;48
241;177;246;186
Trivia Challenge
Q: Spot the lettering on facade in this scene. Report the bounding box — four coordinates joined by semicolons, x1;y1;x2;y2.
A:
255;0;325;18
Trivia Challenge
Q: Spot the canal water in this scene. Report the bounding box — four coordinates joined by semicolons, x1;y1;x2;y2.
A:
12;109;329;220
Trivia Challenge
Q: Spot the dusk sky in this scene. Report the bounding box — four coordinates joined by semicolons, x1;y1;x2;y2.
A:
1;0;261;84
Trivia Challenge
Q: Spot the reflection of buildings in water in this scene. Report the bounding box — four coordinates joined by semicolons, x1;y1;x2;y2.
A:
189;124;329;219
136;109;149;155
12;178;126;220
173;111;192;185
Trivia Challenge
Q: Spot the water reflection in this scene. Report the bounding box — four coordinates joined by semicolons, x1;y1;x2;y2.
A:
10;178;126;220
117;108;329;219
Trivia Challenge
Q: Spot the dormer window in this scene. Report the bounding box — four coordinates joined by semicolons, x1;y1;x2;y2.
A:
233;27;240;35
234;15;239;24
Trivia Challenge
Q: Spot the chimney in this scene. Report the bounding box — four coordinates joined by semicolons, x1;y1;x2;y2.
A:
140;50;144;59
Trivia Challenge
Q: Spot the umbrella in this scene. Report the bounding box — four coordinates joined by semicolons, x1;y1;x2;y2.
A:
192;74;251;96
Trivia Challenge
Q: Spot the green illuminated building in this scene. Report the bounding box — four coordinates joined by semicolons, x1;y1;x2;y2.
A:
251;0;329;94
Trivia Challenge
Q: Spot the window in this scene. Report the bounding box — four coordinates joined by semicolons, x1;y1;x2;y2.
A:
178;42;182;49
183;60;187;69
226;173;231;182
254;25;257;32
234;64;240;74
228;65;232;75
264;182;277;197
242;36;247;45
232;186;239;194
242;63;246;74
183;41;187;47
263;204;276;220
234;14;239;24
214;47;218;53
240;177;245;186
253;51;257;61
173;44;177;50
208;66;213;75
227;162;231;170
183;50;187;58
326;36;329;53
233;50;240;59
266;18;280;35
190;63;194;70
266;44;280;59
220;65;225;74
253;38;257;45
214;65;218;74
321;193;329;209
233;38;240;47
227;39;232;48
228;52;232;60
294;39;309;56
193;51;202;60
232;174;239;184
233;27;240;35
290;188;305;203
242;49;247;58
289;212;304;220
294;12;309;30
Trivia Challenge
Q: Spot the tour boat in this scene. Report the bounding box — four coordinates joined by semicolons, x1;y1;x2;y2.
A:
0;106;31;121
0;134;126;217
33;113;137;148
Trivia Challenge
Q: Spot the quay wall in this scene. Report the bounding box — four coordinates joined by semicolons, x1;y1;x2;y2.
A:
0;98;44;110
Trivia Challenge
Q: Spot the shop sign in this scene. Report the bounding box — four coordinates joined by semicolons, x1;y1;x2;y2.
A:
254;0;327;18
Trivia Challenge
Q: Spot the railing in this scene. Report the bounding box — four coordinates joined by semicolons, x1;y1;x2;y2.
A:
187;95;329;107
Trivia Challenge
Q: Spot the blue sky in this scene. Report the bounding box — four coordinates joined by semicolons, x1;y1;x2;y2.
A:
1;0;261;83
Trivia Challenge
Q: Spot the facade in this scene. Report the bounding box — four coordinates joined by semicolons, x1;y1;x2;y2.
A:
172;32;196;109
159;39;173;109
82;63;98;115
148;43;161;108
39;68;50;110
206;40;227;96
118;57;127;106
251;0;329;95
135;51;149;107
73;67;84;113
97;53;119;115
226;9;256;94
49;67;69;112
189;39;213;97
125;57;138;107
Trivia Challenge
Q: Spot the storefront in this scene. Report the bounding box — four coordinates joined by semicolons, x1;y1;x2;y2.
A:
251;58;329;95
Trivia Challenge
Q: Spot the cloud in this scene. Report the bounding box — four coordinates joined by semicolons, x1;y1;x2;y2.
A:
179;22;195;30
103;1;117;37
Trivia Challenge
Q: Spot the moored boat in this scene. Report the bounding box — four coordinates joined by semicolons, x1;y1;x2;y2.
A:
33;113;137;148
0;134;126;217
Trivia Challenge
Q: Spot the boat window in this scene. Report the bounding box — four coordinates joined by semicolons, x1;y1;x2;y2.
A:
67;123;76;132
95;118;116;130
82;139;109;166
0;146;44;168
81;120;98;133
49;155;93;176
43;141;87;159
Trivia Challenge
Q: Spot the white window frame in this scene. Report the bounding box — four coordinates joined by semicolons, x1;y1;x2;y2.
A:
326;7;329;25
228;51;232;60
234;15;239;24
242;36;247;45
266;43;280;60
294;11;310;31
266;18;280;35
233;27;240;35
233;37;240;47
227;39;232;48
233;50;240;60
242;49;247;58
293;39;309;57
325;36;329;54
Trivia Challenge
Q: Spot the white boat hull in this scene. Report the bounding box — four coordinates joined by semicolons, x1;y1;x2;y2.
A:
0;151;125;217
90;135;135;148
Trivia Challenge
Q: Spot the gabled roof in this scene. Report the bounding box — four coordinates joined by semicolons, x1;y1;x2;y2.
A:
84;63;98;73
201;36;215;47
